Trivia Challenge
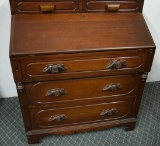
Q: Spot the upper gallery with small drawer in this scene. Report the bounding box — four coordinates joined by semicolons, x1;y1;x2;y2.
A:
9;0;144;14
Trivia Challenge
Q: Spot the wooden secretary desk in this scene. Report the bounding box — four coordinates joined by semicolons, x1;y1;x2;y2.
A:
9;0;155;144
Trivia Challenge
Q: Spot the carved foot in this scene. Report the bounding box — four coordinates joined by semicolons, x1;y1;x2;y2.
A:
124;122;136;131
27;135;41;144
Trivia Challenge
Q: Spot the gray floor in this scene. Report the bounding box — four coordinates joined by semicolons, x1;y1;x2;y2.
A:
0;82;160;146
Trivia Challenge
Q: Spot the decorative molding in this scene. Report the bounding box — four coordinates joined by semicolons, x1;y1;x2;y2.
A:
27;118;136;135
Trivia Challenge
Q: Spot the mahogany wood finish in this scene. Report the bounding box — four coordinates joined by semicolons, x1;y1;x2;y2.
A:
9;0;144;14
30;101;132;129
10;0;79;14
9;0;155;144
28;75;139;104
11;13;154;55
21;52;147;81
17;51;149;82
85;1;138;12
26;118;136;143
18;1;77;12
82;0;144;13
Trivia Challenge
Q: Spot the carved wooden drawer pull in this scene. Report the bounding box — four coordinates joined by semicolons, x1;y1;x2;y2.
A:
45;88;67;97
105;4;120;12
43;64;67;74
40;5;55;12
103;83;122;92
100;108;118;116
107;60;126;69
48;114;67;122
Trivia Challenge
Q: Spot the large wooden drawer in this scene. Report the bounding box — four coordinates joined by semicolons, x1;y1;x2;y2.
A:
30;101;132;129
84;0;138;12
26;74;140;104
20;51;148;81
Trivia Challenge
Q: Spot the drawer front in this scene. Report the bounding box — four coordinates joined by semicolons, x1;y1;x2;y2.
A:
18;2;76;12
21;52;148;81
83;1;138;12
27;75;140;104
10;0;79;14
30;101;131;129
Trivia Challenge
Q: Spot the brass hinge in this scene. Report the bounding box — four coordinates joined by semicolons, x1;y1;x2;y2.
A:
141;74;148;81
16;82;24;92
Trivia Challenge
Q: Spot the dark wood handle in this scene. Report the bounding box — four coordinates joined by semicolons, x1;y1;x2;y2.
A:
43;64;67;74
45;88;67;97
105;4;120;12
103;83;122;92
48;114;67;122
100;109;118;116
40;5;55;12
107;60;126;69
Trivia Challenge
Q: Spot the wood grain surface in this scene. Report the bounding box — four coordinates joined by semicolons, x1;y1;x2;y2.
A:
11;13;155;56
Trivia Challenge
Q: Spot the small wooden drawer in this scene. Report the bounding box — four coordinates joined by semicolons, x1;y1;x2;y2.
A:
17;1;77;13
21;51;147;81
84;1;138;12
10;0;79;14
30;101;131;129
26;75;140;104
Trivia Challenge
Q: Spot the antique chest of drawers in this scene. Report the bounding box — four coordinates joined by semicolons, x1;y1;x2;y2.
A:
9;0;155;144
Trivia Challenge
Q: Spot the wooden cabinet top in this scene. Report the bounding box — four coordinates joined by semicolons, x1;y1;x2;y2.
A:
10;13;155;56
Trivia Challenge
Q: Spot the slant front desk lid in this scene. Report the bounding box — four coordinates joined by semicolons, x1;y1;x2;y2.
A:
10;13;155;56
